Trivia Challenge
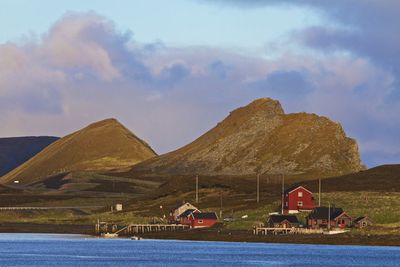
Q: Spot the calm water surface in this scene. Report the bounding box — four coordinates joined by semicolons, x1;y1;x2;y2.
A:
0;233;398;266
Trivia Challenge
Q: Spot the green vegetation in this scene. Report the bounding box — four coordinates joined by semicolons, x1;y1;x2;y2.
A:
320;191;400;224
221;191;400;232
222;202;279;230
0;210;152;225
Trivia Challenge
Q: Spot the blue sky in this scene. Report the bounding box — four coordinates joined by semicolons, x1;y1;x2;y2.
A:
1;0;318;50
0;0;399;167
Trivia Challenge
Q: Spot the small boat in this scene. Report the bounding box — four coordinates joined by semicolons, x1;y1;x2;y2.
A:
323;229;349;235
101;232;119;238
131;236;141;240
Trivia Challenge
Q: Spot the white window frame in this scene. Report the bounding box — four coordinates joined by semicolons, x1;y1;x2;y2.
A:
298;191;303;197
297;201;303;207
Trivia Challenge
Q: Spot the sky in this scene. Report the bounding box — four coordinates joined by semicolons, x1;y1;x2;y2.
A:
0;0;399;167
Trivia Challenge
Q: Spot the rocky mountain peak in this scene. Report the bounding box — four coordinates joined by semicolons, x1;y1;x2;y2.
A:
132;98;364;178
229;98;284;119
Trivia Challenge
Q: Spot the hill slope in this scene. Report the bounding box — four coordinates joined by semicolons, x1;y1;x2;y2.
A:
133;98;363;177
1;119;157;184
303;164;400;192
0;136;59;176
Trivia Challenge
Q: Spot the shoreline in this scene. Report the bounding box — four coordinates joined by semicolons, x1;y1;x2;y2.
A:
0;222;399;246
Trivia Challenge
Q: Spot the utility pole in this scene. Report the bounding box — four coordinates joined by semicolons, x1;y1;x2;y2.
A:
328;202;331;231
256;173;260;204
195;175;199;203
318;178;321;207
220;192;223;219
281;174;285;214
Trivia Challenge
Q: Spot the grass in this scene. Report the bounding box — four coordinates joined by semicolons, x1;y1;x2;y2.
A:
319;191;400;224
219;191;400;232
0;209;152;225
223;202;278;230
351;223;400;235
0;210;85;224
84;211;152;225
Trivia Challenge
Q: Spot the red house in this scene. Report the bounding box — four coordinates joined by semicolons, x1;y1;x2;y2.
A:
283;185;315;214
189;212;218;228
178;209;200;225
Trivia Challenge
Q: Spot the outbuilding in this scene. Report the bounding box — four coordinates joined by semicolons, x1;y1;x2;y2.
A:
169;202;199;223
178;209;200;225
190;212;218;228
353;216;373;228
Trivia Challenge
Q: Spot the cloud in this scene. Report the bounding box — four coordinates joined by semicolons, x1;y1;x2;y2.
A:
207;1;400;79
157;63;191;86
249;70;313;102
0;10;399;167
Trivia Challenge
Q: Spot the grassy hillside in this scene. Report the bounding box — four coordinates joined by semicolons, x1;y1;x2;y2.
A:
303;164;400;192
1;119;157;184
0;136;58;176
0;165;398;237
132;98;363;178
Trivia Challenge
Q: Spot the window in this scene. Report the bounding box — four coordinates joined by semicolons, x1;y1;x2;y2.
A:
297;201;303;207
198;220;203;224
298;191;303;197
285;202;288;207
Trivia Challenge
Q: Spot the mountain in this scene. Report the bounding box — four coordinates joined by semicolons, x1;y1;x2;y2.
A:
0;136;59;176
1;119;157;184
132;98;364;178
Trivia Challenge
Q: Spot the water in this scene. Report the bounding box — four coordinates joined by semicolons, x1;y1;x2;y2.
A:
0;233;398;266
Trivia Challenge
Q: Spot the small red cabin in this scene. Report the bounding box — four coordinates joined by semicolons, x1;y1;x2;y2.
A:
178;209;200;225
168;202;199;223
190;212;218;228
283;185;315;214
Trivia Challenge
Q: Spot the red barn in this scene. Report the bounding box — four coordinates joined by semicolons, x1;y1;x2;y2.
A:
190;212;218;228
283;185;315;214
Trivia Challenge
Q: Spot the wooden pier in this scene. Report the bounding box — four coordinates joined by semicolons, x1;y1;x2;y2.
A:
125;224;189;234
95;222;190;236
253;226;323;235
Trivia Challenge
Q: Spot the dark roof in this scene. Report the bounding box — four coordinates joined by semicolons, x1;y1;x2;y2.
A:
284;184;312;194
192;212;218;220
354;216;372;223
354;216;365;223
178;209;196;218
308;207;344;220
268;215;299;224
